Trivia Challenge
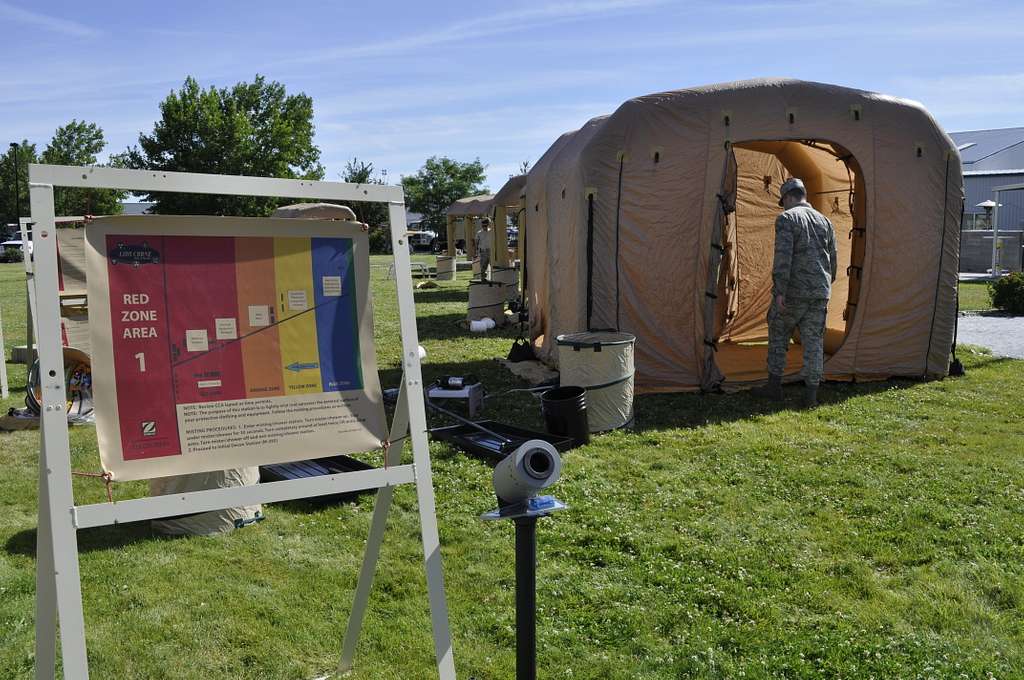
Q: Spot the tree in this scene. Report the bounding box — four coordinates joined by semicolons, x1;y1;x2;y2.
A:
341;158;391;254
401;156;487;231
341;158;388;227
122;75;324;216
41;120;125;217
0;141;36;232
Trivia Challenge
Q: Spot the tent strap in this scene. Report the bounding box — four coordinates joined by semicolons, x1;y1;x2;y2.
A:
586;192;595;330
614;156;624;331
924;153;952;377
950;196;967;374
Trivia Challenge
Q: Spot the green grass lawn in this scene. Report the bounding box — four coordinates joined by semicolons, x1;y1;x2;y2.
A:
1;258;1022;679
959;281;993;312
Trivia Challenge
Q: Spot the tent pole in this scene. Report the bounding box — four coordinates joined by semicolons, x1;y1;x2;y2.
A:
446;214;456;257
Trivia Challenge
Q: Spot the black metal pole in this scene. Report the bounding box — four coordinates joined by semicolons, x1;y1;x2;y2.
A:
514;516;538;680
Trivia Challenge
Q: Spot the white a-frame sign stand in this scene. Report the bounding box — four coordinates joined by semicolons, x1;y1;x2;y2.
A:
29;164;457;679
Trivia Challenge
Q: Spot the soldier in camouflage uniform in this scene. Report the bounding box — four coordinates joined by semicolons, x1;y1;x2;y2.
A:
753;177;837;407
476;217;492;281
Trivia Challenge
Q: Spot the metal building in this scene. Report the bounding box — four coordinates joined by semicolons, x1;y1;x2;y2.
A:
950;127;1024;229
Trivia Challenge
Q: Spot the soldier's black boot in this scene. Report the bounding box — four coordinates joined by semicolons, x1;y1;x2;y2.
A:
802;383;818;408
752;373;783;401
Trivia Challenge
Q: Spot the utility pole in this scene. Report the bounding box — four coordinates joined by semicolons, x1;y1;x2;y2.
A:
9;143;20;230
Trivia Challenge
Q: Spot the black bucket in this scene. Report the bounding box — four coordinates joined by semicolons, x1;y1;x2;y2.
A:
541;386;590;448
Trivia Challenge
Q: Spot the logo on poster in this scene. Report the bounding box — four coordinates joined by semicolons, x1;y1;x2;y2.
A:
109;241;161;267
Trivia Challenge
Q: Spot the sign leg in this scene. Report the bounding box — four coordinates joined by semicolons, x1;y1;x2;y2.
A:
35;439;57;680
31;182;90;679
388;202;456;679
0;305;9;398
339;384;409;673
415;462;457;679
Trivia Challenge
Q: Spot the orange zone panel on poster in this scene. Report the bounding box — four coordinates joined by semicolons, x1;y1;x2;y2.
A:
106;235;180;460
235;237;285;397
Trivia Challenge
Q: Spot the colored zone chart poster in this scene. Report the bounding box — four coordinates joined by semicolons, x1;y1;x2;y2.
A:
86;216;386;481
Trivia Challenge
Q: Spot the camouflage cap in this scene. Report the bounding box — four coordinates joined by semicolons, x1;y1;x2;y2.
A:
778;177;806;207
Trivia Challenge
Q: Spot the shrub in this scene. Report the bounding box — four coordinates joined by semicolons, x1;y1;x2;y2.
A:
368;225;392;254
0;248;24;263
988;272;1024;315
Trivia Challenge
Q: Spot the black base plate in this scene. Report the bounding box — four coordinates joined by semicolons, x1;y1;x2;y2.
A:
430;420;576;464
259;455;376;505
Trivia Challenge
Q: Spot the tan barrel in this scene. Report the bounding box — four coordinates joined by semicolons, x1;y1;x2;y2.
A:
436;255;456;280
491;266;518;300
556;331;635;432
468;280;508;322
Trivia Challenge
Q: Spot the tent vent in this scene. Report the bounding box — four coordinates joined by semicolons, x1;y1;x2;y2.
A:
534;203;539;212
786;107;797;124
788;112;795;124
850;105;862;121
653;151;660;163
561;188;566;199
915;144;923;158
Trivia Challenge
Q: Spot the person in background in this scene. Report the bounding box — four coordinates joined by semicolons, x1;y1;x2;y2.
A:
476;217;493;281
753;177;837;407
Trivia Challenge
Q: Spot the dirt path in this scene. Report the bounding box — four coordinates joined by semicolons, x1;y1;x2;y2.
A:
957;314;1024;359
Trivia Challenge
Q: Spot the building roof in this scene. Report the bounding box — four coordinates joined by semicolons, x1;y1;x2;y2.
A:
950;127;1024;172
120;201;155;215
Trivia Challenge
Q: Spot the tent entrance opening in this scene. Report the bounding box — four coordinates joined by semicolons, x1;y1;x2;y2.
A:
711;140;865;383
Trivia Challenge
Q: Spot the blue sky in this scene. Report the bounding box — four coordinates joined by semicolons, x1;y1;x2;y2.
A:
4;0;1023;191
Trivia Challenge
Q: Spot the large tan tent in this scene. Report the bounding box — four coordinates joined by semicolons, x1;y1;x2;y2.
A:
524;78;963;392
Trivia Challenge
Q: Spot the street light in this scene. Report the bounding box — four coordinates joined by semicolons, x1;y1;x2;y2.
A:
975;199;1006;276
8;142;20;230
976;199;998;229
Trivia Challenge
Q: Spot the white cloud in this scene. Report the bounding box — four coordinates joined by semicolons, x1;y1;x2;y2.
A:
281;0;667;65
0;2;99;38
890;73;1024;122
315;101;610;187
314;68;620;119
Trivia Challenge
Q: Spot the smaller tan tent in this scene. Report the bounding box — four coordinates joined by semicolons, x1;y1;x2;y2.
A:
445;177;528;264
523;79;963;393
490;174;528;267
445;195;493;260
